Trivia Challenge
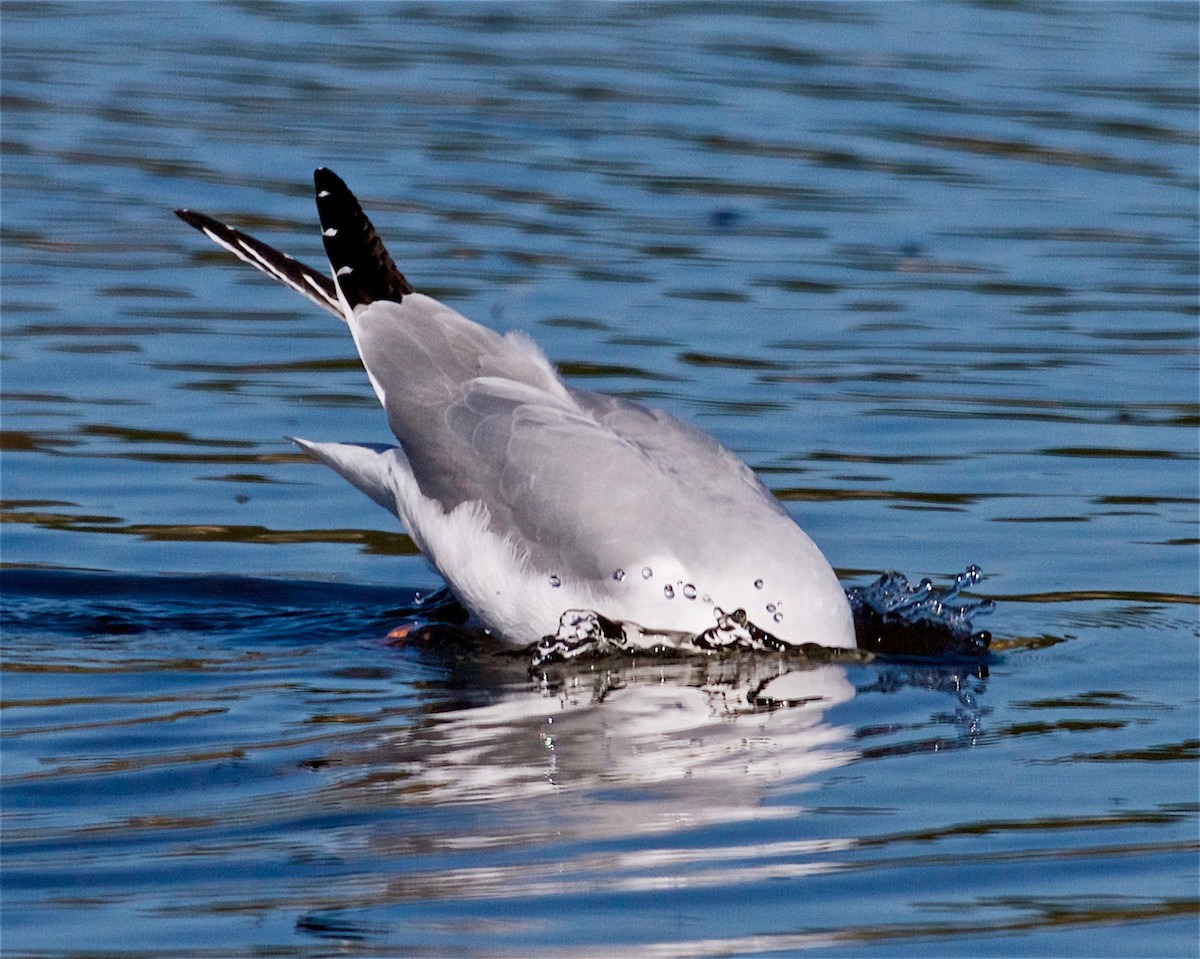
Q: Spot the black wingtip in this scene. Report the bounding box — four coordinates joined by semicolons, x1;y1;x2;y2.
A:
313;168;413;309
175;208;240;238
175;208;211;229
175;205;344;318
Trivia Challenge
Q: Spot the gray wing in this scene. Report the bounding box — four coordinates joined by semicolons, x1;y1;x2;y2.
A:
568;388;789;518
443;381;797;582
348;295;796;581
348;296;571;509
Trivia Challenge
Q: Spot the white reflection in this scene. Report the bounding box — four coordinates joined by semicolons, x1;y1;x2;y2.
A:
342;656;859;823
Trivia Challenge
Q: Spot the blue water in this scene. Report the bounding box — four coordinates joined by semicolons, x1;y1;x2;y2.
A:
2;3;1197;956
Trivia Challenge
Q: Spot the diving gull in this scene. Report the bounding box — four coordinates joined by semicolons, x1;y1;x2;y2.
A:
176;169;856;650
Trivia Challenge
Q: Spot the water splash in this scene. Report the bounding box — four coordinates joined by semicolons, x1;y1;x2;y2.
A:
847;565;994;660
533;567;994;666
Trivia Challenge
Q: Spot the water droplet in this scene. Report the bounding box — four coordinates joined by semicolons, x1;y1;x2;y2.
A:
683;583;696;599
754;578;764;590
702;594;712;605
641;567;653;580
612;568;626;582
773;612;783;623
549;574;561;588
766;603;776;613
663;584;675;599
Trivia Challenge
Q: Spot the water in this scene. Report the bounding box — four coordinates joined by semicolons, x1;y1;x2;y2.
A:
2;3;1197;956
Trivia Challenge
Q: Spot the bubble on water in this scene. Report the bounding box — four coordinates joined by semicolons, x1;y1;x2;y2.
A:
663;584;675;599
612;568;625;582
641;567;653;580
682;583;697;600
549;574;561;588
753;578;764;590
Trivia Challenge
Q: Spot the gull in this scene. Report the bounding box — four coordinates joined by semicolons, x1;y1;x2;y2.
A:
176;169;856;650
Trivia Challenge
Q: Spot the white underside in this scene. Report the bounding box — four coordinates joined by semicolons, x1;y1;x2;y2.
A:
294;438;856;648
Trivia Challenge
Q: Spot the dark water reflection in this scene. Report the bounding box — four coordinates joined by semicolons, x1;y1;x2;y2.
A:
2;2;1198;956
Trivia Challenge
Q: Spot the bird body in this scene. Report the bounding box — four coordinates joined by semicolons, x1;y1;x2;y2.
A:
178;169;856;650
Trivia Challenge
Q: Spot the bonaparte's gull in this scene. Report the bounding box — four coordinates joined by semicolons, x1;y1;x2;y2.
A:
177;169;856;650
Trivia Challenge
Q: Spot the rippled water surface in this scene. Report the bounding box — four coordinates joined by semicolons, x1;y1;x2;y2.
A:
3;3;1198;956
